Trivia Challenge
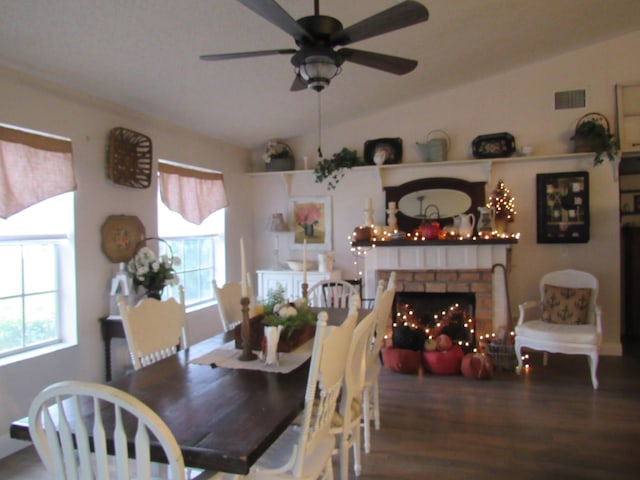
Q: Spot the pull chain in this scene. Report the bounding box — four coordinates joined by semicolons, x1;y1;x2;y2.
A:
317;91;323;159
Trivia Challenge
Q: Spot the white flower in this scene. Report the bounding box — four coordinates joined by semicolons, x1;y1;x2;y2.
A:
293;298;307;309
277;305;298;319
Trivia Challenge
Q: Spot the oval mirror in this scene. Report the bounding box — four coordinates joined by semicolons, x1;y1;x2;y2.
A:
398;189;472;219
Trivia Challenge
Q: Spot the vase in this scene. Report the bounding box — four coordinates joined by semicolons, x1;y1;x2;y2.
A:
304;224;314;237
266;156;294;172
262;325;283;366
146;287;164;300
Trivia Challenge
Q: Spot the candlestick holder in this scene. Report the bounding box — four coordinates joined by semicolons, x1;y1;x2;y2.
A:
386;207;399;231
238;296;257;361
301;282;308;299
364;207;374;227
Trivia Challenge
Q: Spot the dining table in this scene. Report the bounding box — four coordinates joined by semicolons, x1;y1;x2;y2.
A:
9;307;368;475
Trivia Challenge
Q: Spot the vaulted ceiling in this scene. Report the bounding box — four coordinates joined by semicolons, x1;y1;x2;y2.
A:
1;1;639;149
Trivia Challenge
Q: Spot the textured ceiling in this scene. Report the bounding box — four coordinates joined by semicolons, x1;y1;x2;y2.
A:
1;0;639;149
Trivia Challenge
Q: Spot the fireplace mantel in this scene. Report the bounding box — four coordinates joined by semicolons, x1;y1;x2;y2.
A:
363;242;515;297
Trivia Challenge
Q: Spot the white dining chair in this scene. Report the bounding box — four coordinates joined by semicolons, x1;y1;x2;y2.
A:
213;280;244;332
249;309;357;480
307;279;359;309
28;380;224;479
362;272;396;454
331;307;378;480
515;269;602;389
117;285;189;370
213;277;255;332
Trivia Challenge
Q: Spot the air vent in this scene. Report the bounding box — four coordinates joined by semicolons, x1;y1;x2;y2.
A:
555;90;586;109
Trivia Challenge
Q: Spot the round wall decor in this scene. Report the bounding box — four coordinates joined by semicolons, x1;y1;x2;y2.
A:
100;214;146;263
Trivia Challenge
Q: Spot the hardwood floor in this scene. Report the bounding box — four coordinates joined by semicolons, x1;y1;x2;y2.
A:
2;351;639;479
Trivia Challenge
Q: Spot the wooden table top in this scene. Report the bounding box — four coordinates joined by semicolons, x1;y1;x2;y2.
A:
10;307;366;475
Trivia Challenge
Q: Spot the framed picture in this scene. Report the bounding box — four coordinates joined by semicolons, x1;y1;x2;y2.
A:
364;137;403;165
536;171;589;243
289;196;332;250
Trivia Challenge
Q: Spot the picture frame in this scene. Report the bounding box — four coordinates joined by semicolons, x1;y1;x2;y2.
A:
364;137;402;165
289;196;332;250
536;171;589;243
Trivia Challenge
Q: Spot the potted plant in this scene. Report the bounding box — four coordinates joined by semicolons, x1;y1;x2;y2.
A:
263;139;294;171
571;112;620;165
313;147;363;190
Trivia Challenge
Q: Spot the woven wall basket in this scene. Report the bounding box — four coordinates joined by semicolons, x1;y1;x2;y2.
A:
107;127;153;188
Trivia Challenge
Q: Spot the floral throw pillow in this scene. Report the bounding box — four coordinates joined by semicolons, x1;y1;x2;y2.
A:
541;284;592;325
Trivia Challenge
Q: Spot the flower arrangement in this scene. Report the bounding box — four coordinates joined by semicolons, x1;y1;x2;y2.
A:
261;285;316;337
295;203;321;233
262;139;293;164
127;241;180;299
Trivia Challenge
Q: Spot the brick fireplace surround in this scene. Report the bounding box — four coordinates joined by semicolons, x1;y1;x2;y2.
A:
376;268;494;337
363;242;515;338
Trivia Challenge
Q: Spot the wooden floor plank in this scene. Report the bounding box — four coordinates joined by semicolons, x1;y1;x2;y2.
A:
2;351;639;479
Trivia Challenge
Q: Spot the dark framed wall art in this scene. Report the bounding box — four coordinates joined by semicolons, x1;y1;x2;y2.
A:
536;171;589;243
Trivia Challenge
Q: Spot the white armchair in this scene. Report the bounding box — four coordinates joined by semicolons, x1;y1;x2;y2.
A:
514;269;602;389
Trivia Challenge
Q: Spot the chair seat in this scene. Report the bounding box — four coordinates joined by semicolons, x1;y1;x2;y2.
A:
253;424;336;478
515;320;600;345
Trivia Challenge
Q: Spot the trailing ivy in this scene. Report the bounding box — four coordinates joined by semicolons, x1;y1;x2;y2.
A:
313;148;363;190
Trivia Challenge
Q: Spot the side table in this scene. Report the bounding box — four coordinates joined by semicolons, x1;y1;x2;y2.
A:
99;316;126;381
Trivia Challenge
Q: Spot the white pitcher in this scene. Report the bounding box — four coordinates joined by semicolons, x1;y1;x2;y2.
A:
454;213;476;237
317;252;334;272
263;325;283;366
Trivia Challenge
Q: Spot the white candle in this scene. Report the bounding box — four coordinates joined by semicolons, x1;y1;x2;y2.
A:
302;239;307;284
365;197;372;210
240;237;247;297
388;201;396;210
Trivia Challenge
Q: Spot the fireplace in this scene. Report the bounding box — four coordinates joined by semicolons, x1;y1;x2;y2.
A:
394;291;476;350
364;242;514;338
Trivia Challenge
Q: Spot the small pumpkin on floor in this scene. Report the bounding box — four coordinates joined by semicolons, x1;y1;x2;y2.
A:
461;352;494;380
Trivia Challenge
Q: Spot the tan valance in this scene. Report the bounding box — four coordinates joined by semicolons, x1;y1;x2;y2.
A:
0;125;77;219
158;162;228;225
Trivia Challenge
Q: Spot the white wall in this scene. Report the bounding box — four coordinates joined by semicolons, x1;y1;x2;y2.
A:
249;30;640;358
0;66;252;456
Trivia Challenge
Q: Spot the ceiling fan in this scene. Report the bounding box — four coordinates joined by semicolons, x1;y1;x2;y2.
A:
200;0;429;92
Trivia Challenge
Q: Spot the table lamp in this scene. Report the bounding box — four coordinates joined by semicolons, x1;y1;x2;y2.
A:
267;212;288;269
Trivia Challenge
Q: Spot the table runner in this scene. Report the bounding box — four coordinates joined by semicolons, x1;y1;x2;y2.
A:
189;340;313;374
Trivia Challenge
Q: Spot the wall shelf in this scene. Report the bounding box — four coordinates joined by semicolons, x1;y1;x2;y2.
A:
248;153;595;192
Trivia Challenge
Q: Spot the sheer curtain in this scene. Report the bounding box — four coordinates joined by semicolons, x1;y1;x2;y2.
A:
158;162;228;225
0;125;76;218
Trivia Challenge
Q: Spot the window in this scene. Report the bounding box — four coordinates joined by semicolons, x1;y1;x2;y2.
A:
0;193;75;360
157;164;226;309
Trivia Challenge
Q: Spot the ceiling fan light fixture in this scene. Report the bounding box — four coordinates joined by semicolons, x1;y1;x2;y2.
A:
299;55;341;91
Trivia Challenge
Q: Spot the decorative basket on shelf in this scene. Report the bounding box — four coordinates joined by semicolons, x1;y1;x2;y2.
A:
571;112;612;153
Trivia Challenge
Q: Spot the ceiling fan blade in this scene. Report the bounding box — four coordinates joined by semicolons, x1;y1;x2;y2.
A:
200;49;296;61
290;74;308;91
339;48;418;75
330;1;429;46
237;0;312;40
